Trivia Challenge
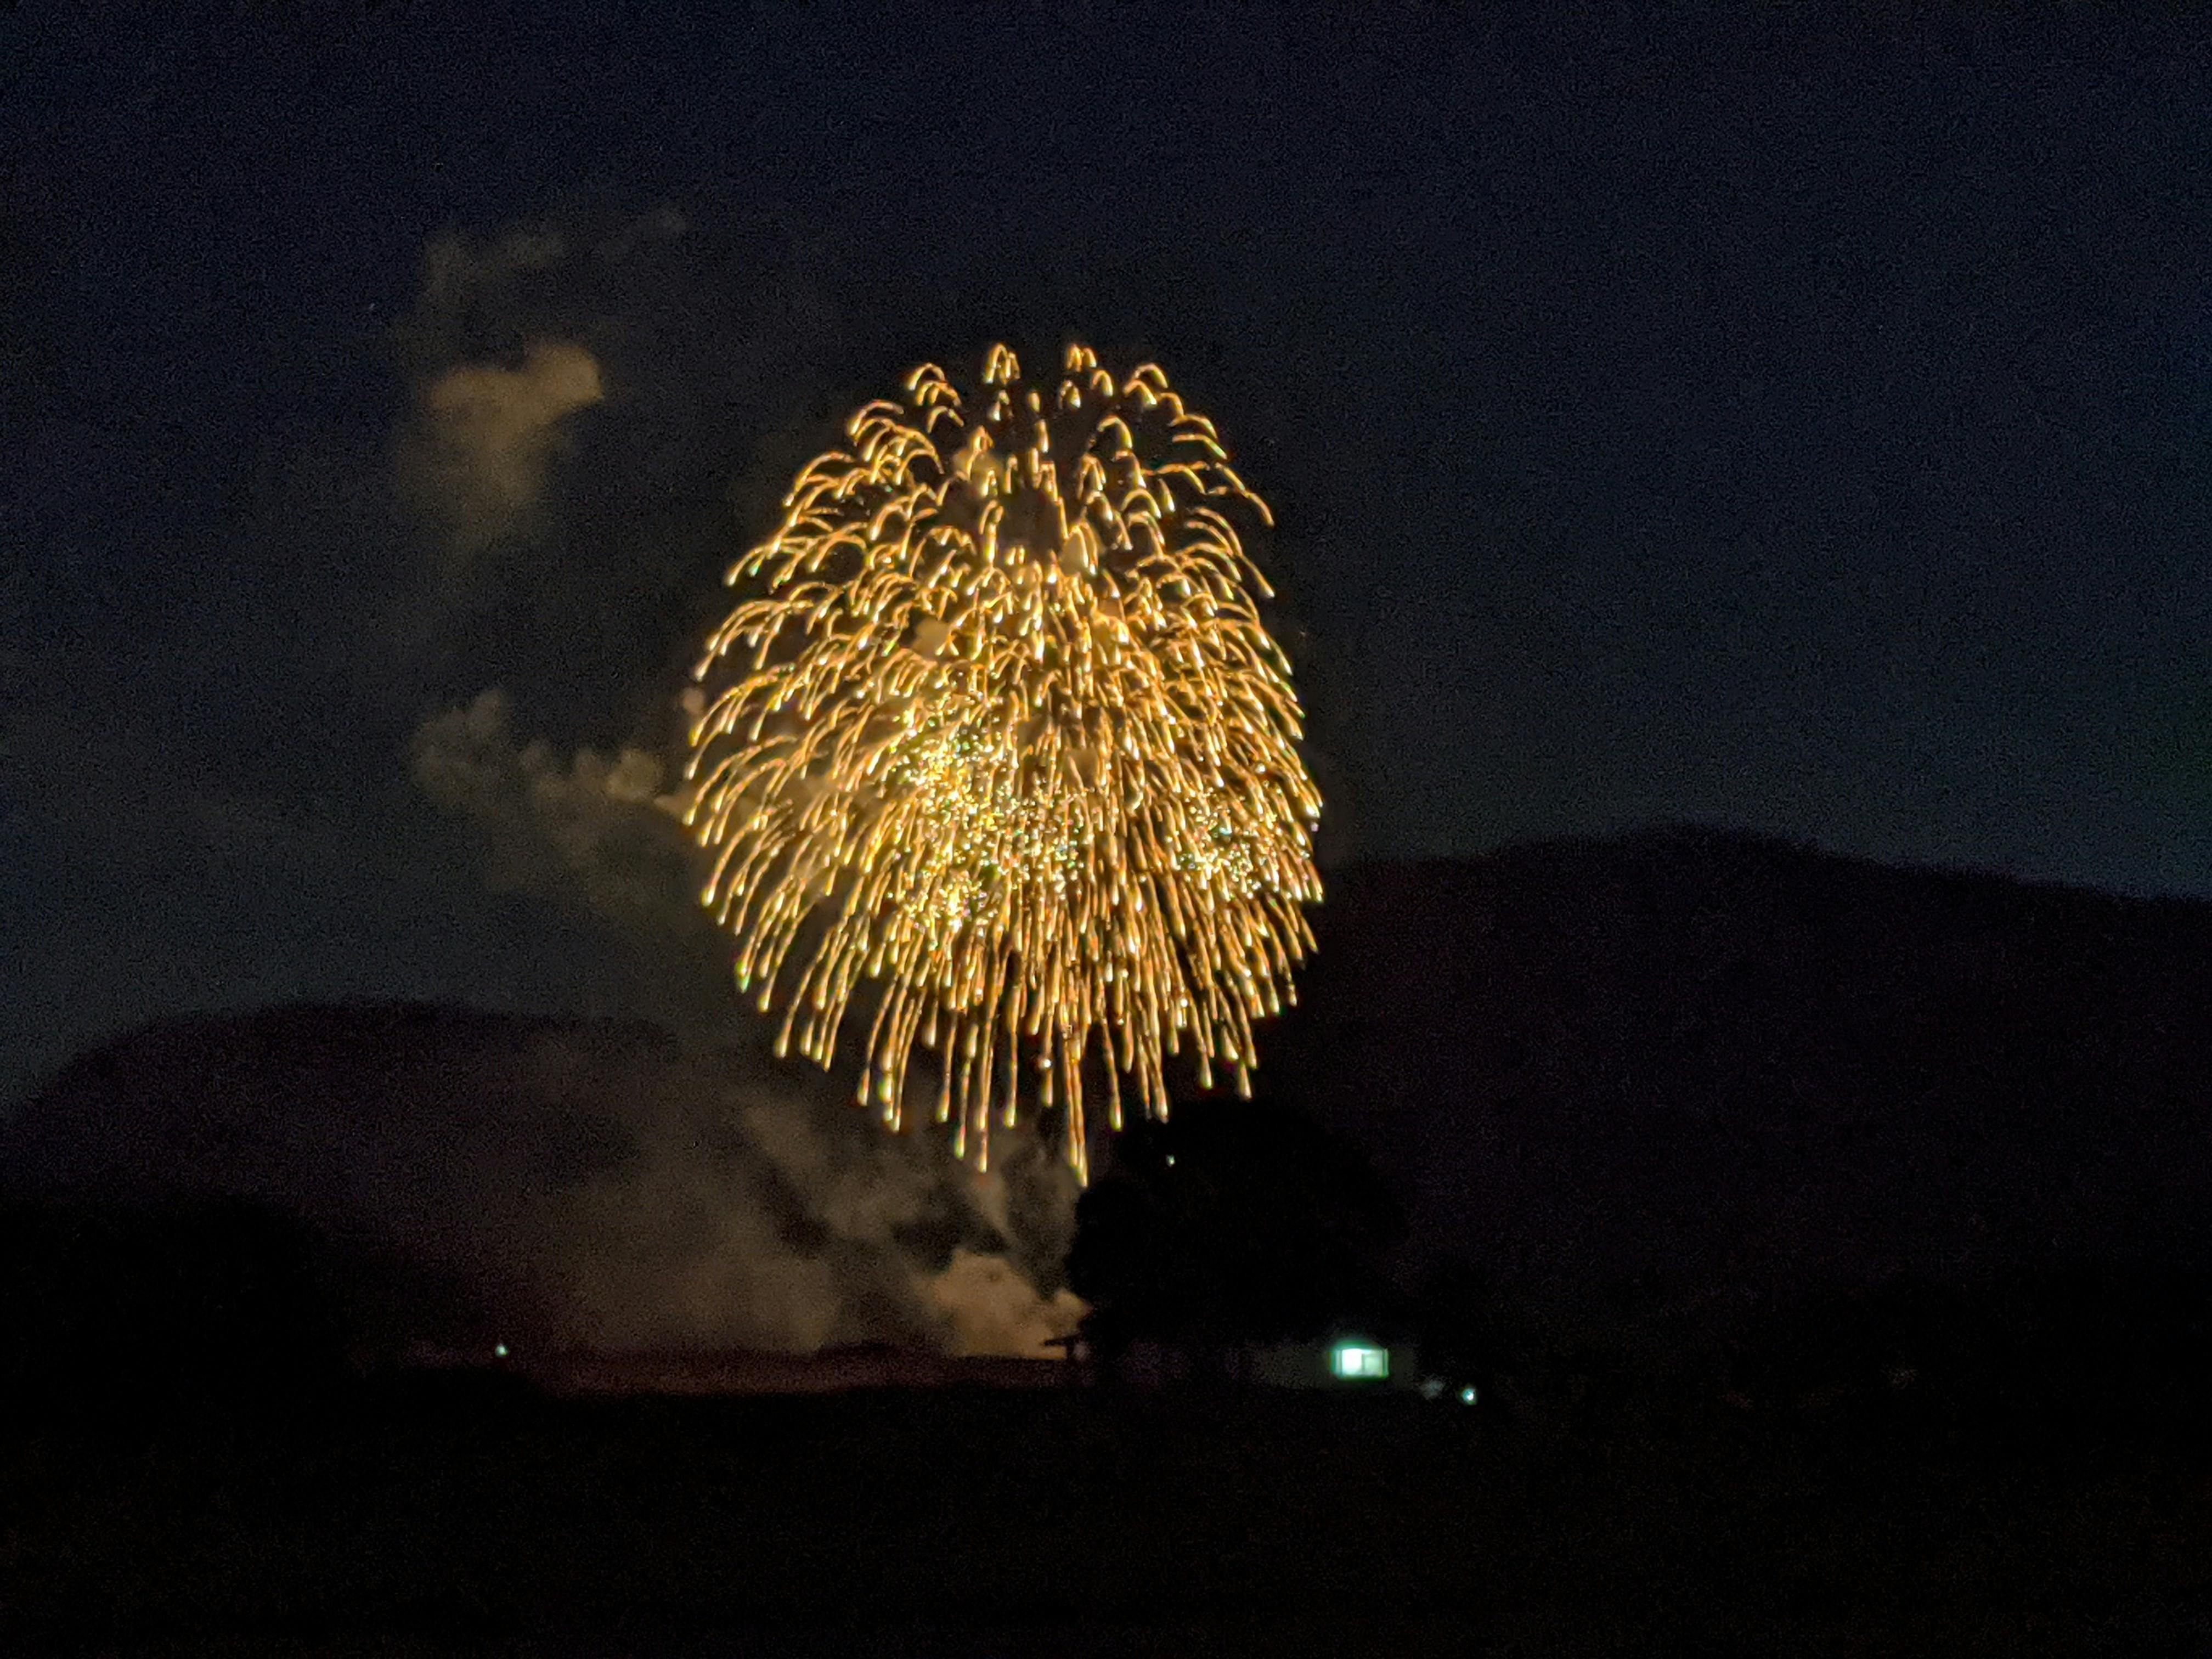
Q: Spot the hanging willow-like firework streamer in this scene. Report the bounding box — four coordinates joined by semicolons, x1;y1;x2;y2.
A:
686;344;1321;1177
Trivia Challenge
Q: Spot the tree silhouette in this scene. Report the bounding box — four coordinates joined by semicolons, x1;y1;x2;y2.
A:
1066;1099;1403;1369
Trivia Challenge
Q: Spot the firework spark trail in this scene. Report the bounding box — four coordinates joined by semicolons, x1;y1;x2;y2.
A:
686;345;1322;1177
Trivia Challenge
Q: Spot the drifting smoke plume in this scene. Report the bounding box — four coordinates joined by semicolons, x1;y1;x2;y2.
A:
380;204;851;741
403;689;1084;1355
409;687;697;941
376;211;1082;1356
400;339;605;556
391;218;631;561
3;1004;1082;1358
924;1249;1087;1360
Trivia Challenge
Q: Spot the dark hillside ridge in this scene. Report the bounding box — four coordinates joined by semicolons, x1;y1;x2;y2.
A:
0;1003;1059;1359
8;826;2209;1342
1269;826;2212;1324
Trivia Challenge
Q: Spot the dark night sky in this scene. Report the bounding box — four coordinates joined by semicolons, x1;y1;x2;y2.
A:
4;2;2211;1107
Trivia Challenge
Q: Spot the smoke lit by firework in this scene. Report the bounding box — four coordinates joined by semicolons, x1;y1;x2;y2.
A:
686;345;1322;1176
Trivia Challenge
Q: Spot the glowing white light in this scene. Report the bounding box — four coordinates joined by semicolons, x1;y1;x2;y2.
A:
1330;1341;1388;1380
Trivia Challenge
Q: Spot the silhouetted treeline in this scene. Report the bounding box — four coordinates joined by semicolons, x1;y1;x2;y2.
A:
1068;1099;1403;1367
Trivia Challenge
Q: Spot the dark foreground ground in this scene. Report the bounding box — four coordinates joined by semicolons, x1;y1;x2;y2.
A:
4;1374;2210;1659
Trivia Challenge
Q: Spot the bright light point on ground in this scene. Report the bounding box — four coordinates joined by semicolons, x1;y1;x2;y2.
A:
494;1343;509;1359
1330;1341;1389;1379
1459;1385;1477;1405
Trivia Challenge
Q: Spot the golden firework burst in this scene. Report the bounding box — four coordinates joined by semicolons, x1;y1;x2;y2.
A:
686;343;1321;1176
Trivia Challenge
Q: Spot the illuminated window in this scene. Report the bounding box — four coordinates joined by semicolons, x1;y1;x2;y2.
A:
1330;1341;1389;1380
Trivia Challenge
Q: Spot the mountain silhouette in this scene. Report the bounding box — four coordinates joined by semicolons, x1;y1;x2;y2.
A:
1267;826;2212;1328
9;826;2209;1347
0;1002;1076;1358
